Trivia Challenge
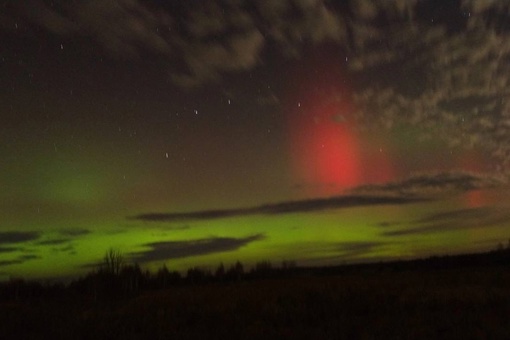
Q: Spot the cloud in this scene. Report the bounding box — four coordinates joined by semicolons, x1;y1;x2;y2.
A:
8;0;173;57
71;0;173;58
172;0;347;86
18;254;40;261
56;245;75;254
350;0;378;20
257;93;280;106
377;221;401;228
36;238;70;246
335;241;384;259
352;171;506;197
171;30;265;87
295;240;388;265
0;231;40;245
15;0;76;35
254;0;347;51
129;234;265;263
5;0;346;86
30;229;88;247
346;2;510;166
7;1;510;166
461;0;505;15
0;260;21;267
132;194;426;222
418;207;492;224
0;254;40;267
382;206;510;236
350;0;417;21
58;228;90;237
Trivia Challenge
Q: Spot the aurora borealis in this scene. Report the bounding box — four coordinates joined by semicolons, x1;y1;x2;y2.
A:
2;0;510;281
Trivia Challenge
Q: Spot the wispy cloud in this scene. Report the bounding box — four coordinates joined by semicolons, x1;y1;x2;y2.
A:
335;241;385;259
352;171;506;197
382;206;510;236
0;231;40;245
52;245;75;254
5;0;345;87
133;171;504;223
0;246;17;254
129;234;265;263
0;254;40;267
296;240;389;265
6;0;510;167
0;260;22;267
58;228;90;237
347;2;510;166
36;238;70;246
132;194;426;222
18;254;39;261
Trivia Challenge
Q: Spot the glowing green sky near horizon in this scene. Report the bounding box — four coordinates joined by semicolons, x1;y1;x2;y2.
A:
2;0;510;281
2;186;510;281
1;68;508;281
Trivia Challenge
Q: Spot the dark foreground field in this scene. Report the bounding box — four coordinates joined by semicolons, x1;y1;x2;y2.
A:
2;260;510;339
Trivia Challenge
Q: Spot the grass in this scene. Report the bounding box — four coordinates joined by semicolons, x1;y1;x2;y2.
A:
1;262;510;339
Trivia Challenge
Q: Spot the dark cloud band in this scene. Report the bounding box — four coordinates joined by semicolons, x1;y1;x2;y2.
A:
129;234;265;263
352;171;506;197
131;194;426;222
0;231;40;245
382;206;510;236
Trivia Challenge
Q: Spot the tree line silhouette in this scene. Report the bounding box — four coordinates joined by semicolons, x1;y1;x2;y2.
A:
1;241;510;303
0;248;298;302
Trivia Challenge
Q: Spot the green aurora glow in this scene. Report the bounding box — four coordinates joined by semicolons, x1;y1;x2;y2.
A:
1;1;510;281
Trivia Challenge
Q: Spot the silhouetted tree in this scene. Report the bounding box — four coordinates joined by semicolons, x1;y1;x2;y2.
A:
255;260;272;271
186;267;211;284
155;264;181;288
281;260;297;270
251;260;272;278
226;261;244;281
0;278;44;302
102;248;124;275
83;248;128;301
215;262;225;280
157;264;170;287
120;263;143;295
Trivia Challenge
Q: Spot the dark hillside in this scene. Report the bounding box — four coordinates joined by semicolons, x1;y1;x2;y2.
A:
1;249;510;339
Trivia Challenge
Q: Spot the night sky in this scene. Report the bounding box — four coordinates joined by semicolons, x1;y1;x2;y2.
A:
2;0;510;281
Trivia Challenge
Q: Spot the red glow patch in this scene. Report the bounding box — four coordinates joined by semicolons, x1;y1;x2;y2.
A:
465;190;484;208
284;53;395;197
287;90;362;196
299;103;358;188
459;152;492;208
